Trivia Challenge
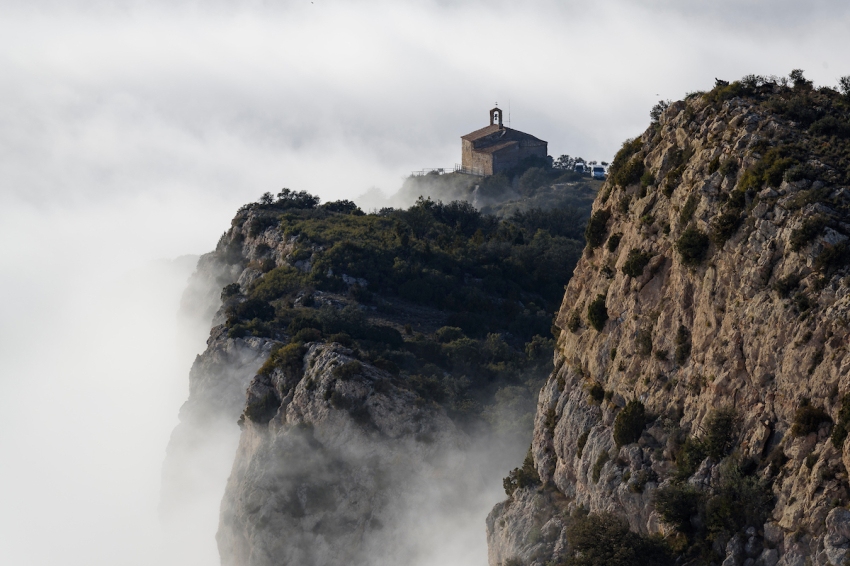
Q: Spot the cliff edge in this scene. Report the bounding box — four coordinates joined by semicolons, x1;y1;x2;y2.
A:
488;74;850;566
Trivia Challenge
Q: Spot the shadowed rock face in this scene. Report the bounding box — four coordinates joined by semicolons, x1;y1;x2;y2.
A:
488;86;850;566
217;343;475;566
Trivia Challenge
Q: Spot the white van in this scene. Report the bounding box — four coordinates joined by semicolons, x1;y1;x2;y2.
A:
574;163;586;174
591;166;606;180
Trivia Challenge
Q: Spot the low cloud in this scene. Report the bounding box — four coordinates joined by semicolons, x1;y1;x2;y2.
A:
2;1;850;564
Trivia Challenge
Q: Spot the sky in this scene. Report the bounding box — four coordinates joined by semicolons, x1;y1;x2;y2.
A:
1;1;849;565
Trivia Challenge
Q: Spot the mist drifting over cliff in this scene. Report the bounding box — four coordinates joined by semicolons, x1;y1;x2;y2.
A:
3;1;850;565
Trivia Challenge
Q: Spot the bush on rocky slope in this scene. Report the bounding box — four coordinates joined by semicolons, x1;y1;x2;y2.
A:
563;512;673;566
223;188;596;436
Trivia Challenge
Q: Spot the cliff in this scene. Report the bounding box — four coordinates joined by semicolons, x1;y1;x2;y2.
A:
488;75;850;566
162;182;597;564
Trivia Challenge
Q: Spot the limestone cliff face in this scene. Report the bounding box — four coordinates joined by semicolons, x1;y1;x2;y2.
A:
488;90;850;566
217;343;473;566
161;248;277;531
165;202;511;566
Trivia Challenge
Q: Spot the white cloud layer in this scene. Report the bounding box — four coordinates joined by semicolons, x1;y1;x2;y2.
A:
1;1;849;564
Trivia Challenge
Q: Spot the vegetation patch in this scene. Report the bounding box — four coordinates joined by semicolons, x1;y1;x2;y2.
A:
656;463;774;558
790;216;828;251
563;512;673;566
585;209;612;248
587;382;605;405
587;294;608;331
258;343;308;378
613;400;647;447
815;242;850;275
710;210;743;246
332;360;363;380
622;249;653;278
675;226;710;266
502;448;541;496
790;401;832;436
774;273;801;297
678;194;700;226
608;138;644;187
567;310;582;332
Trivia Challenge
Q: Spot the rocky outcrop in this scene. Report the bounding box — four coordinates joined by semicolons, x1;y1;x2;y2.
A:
217;343;477;566
161;247;276;536
488;85;850;565
165;201;522;565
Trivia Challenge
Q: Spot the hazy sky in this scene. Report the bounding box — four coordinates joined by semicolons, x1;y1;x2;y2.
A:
1;1;849;565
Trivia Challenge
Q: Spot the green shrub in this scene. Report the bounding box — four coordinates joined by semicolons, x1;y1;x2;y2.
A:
704;465;774;541
675;226;710;266
815;242;850;274
243;390;281;424
588;382;604;404
567;310;581;332
791;402;832;436
640;170;655;189
327;332;353;347
372;357;400;376
585;209;612;248
408;374;448;403
703;407;736;460
710;210;742;246
790;216;827;251
719;159;738;177
678;194;700;226
622;249;652;278
221;283;241;298
227;297;276;322
655;483;703;534
250;265;307;301
564;512;673;566
738;146;800;192
592;451;610;482
258;342;307;377
577;430;590;458
773;273;801;297
618;194;631;214
434;326;465;343
613;400;647;447
608;138;643;185
675;436;707;479
607;232;622;252
333;360;363;379
293;327;322;343
587;294;608;331
321;199;364;215
503;448;541;496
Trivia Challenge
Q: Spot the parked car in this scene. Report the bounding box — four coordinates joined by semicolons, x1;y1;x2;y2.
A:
574;163;586;174
591;166;606;179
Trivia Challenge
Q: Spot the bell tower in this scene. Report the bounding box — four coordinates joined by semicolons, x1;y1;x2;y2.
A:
490;106;503;128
